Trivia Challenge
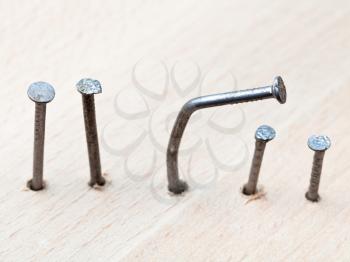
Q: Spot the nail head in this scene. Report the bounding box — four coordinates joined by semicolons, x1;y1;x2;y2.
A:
27;82;55;103
76;78;102;95
255;125;276;141
308;135;331;151
272;76;287;104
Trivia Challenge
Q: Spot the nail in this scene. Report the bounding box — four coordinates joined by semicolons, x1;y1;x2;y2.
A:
305;135;331;202
27;82;55;191
167;76;287;194
243;125;276;195
76;78;105;187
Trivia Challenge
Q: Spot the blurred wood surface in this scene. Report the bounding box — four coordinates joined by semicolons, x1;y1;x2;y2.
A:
0;0;349;261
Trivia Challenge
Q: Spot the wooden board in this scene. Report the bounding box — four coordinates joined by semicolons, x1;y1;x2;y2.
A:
1;0;350;261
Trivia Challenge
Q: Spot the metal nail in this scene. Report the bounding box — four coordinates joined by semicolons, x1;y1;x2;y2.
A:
167;76;287;194
27;82;55;191
243;125;276;195
76;78;105;187
305;135;331;202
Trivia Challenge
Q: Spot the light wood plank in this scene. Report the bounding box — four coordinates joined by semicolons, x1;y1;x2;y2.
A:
0;0;349;261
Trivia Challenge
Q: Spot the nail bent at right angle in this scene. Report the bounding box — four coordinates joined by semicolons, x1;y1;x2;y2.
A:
305;135;331;202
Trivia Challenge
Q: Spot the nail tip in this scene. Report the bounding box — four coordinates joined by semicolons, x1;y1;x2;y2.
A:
305;192;320;202
168;181;188;195
27;179;45;191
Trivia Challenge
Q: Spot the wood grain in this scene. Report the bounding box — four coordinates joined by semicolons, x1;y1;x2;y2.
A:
0;0;350;261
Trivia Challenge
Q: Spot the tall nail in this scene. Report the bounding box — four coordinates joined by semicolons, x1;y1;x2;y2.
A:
27;82;55;191
167;76;287;194
305;135;331;202
243;125;276;195
76;78;105;187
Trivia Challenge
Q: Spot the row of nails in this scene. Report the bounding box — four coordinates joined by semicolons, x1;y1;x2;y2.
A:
242;125;331;202
27;76;330;202
27;79;105;190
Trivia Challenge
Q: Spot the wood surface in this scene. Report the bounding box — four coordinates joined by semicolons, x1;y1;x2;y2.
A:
1;0;349;261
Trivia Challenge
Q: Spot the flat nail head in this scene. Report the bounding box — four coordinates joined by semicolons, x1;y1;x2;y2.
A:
255;125;276;141
272;76;287;104
27;82;55;103
76;78;102;95
308;135;331;151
